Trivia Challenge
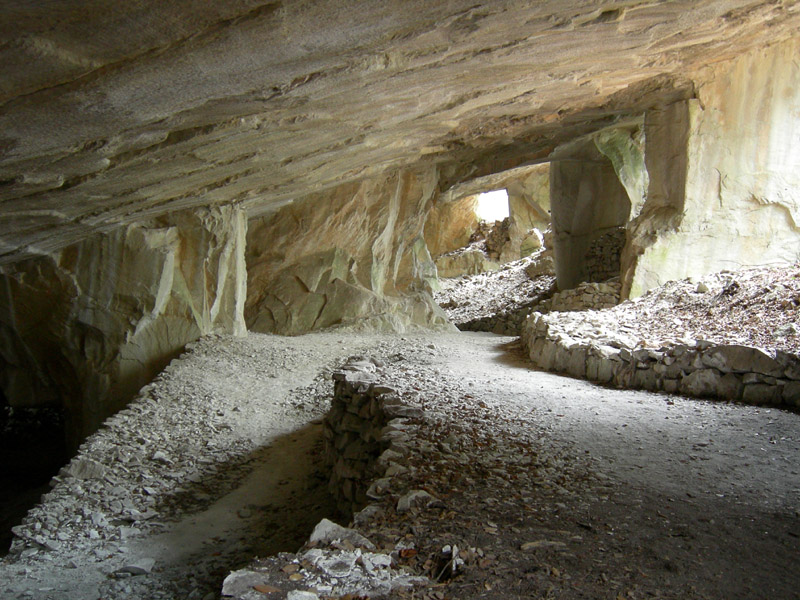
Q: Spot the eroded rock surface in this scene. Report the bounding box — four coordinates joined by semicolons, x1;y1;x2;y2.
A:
0;206;246;445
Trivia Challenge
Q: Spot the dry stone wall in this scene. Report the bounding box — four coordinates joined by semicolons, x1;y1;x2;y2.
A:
223;359;434;600
522;312;800;408
324;360;422;516
584;228;625;283
538;280;622;313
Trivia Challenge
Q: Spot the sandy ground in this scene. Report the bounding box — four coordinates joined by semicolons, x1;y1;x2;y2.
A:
2;330;799;599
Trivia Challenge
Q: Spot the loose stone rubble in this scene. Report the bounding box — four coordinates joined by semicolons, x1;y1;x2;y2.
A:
434;253;556;335
0;333;381;600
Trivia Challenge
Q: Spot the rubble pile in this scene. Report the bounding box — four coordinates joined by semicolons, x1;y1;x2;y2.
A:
434;253;556;335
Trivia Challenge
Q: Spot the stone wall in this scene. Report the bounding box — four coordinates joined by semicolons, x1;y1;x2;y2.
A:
323;360;422;516
537;280;621;313
584;228;626;283
246;167;454;335
623;38;800;298
224;360;431;599
0;206;247;448
521;312;800;408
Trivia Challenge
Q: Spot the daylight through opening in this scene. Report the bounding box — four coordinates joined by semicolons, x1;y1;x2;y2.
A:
475;189;510;222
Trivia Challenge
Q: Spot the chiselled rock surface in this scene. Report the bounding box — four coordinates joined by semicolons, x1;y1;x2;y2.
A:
2;1;799;263
245;167;453;335
622;39;800;296
0;206;246;446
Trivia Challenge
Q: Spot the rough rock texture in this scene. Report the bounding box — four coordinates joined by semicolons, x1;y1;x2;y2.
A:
506;164;551;232
538;279;622;313
424;195;480;260
434;248;500;279
584;228;626;283
2;1;799;264
245;167;453;335
623;38;800;297
0;206;246;446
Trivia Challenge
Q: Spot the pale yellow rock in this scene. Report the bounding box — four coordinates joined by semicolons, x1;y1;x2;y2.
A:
624;39;800;298
435;250;500;279
245;167;454;335
424;195;480;259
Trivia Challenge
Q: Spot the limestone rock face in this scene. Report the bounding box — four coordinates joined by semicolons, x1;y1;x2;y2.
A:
506;164;551;232
623;38;800;297
425;195;480;260
2;1;798;263
435;250;500;279
0;206;246;446
245;167;454;335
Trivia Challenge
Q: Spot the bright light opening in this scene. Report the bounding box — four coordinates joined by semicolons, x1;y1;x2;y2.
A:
476;189;510;222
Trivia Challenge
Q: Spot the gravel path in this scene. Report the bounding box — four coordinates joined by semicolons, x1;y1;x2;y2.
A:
0;333;381;600
2;330;799;599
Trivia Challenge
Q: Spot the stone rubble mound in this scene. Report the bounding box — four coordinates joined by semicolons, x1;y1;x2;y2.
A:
434;252;556;335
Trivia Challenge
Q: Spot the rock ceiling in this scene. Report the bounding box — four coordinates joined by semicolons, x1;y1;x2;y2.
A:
1;0;798;263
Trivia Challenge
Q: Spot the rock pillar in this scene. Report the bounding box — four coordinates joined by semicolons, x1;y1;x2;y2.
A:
623;38;800;297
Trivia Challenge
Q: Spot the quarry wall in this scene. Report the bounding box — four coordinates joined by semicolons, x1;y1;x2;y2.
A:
623;38;800;297
245;166;453;335
0;206;247;447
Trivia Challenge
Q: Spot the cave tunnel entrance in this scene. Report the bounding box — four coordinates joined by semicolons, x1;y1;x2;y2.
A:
475;189;510;223
430;119;647;335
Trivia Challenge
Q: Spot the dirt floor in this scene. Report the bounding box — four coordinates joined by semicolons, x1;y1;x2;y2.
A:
1;324;798;599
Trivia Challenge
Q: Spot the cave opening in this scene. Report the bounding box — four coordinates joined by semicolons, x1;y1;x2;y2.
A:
475;189;510;223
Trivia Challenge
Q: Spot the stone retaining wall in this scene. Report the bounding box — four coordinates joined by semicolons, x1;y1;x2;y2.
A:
521;312;800;407
585;227;625;283
456;304;536;336
323;360;422;516
223;359;430;599
537;280;621;313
